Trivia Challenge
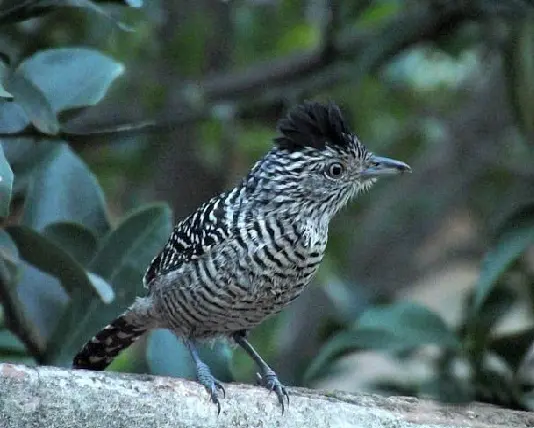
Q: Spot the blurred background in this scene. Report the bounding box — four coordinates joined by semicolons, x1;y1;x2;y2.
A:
1;0;534;411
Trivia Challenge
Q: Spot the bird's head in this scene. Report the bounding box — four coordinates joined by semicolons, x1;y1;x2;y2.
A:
251;101;411;218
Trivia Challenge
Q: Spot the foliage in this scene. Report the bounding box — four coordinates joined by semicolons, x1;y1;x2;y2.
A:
0;1;175;369
0;0;141;30
0;0;534;413
307;203;534;409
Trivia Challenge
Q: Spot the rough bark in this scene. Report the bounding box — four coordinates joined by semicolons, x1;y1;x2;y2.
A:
0;363;533;428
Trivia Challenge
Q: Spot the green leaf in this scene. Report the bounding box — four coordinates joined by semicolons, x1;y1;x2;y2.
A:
0;329;27;356
89;204;171;281
4;71;60;135
357;1;401;28
358;302;460;349
472;206;534;312
6;223;113;362
0;100;30;133
0;144;13;217
0;234;46;354
0;61;13;99
0;0;140;27
6;226;113;342
419;374;473;404
6;225;103;299
0;230;18;264
304;328;409;382
42;222;98;266
0;229;18;286
321;274;368;322
276;23;319;55
464;286;516;361
22;143;110;236
1;139;61;194
87;272;114;304
18;48;124;113
147;330;233;382
474;368;519;409
468;285;516;331
0;0;57;24
489;328;534;371
146;330;195;379
124;0;142;7
61;0;137;31
16;261;67;342
45;203;172;366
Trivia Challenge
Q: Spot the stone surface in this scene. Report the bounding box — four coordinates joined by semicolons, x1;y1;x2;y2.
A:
0;363;533;428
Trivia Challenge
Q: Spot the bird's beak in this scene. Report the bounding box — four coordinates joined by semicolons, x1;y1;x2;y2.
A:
360;155;412;177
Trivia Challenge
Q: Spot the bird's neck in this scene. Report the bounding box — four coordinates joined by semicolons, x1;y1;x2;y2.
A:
228;175;332;232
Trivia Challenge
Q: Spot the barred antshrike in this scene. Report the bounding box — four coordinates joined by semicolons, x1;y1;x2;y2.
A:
72;101;411;412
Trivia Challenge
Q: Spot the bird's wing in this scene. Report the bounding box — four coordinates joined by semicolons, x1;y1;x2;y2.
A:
143;194;232;288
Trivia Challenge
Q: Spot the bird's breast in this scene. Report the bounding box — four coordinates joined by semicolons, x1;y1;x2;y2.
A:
152;215;329;336
239;216;328;302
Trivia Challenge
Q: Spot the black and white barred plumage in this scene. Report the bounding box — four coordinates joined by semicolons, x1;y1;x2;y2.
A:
73;101;410;411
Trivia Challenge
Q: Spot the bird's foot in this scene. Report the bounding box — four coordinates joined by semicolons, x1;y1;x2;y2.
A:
255;369;290;413
197;361;225;414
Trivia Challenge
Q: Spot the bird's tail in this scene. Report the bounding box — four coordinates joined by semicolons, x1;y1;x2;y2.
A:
72;314;147;371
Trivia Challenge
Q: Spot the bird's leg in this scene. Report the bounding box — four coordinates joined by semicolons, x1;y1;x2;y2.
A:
186;340;225;414
233;330;289;412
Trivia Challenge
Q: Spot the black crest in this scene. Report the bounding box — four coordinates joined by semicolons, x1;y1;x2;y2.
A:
274;101;351;151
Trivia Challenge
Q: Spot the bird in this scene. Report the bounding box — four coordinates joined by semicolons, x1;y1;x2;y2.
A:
72;101;411;413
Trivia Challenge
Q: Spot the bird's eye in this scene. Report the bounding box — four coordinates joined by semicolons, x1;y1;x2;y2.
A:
325;162;345;179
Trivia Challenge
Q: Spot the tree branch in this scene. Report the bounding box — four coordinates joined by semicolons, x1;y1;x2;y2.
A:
11;0;532;142
61;3;466;140
0;278;44;364
1;363;533;427
186;3;463;102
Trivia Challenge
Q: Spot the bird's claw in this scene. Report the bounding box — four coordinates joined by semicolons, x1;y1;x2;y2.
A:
256;370;290;413
213;378;226;398
198;369;225;414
